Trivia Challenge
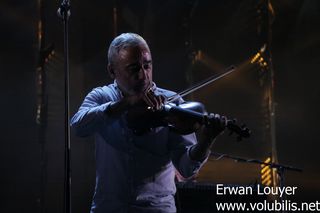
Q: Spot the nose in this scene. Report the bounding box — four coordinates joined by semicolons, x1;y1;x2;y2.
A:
138;66;148;80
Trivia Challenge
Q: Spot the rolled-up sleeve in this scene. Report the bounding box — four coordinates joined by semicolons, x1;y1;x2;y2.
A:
169;132;209;179
70;88;116;137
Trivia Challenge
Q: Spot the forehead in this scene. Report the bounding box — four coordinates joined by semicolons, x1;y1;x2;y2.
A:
118;44;151;63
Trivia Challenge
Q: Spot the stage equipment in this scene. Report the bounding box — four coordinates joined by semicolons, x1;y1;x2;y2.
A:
57;1;71;213
210;152;302;204
261;157;272;186
175;182;267;213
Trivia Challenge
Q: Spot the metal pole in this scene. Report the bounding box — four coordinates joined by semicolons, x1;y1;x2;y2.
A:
266;0;279;188
57;1;71;213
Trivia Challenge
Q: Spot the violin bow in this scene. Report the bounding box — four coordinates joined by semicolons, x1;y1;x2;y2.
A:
166;65;236;103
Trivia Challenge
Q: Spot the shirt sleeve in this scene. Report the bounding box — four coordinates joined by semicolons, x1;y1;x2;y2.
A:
168;131;210;179
70;88;117;137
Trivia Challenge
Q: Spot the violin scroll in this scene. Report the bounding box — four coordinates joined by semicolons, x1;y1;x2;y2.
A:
204;113;251;141
164;102;251;141
225;119;251;141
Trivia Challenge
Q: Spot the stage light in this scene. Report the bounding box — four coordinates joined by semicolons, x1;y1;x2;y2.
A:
258;57;264;63
250;50;269;70
194;50;203;61
250;52;261;64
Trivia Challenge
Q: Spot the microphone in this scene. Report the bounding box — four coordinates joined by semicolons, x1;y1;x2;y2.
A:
57;0;71;19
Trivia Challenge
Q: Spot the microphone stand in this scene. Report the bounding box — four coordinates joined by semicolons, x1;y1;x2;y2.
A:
57;1;71;213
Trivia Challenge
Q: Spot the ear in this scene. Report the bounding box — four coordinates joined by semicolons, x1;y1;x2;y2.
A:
107;64;115;79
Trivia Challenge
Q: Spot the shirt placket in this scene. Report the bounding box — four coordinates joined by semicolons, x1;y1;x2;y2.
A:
124;128;137;203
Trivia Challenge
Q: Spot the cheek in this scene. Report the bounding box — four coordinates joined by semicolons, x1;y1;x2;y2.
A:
115;72;130;86
145;67;152;79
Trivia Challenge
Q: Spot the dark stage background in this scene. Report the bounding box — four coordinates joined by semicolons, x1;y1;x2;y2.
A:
1;0;320;212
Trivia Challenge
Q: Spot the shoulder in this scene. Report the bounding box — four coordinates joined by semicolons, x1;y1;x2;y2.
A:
86;83;120;103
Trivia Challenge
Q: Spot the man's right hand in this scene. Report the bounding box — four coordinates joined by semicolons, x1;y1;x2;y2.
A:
106;89;165;120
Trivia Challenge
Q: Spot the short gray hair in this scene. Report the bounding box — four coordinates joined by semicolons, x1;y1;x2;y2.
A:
107;33;149;66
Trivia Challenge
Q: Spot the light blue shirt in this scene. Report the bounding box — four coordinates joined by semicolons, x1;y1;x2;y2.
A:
71;81;208;213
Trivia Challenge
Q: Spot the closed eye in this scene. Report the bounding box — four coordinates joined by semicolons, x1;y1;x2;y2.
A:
127;61;152;73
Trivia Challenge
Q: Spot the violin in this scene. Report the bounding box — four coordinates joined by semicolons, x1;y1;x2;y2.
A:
126;101;251;141
126;65;251;140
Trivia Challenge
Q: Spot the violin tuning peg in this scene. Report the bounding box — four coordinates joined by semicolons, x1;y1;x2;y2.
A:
245;128;251;136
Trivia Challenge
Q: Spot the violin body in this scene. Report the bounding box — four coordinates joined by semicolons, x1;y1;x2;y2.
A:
126;101;251;140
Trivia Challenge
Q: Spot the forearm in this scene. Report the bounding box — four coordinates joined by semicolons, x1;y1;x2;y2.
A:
189;126;218;161
71;89;129;136
71;103;112;136
189;143;212;162
170;132;209;178
189;113;226;161
106;97;132;117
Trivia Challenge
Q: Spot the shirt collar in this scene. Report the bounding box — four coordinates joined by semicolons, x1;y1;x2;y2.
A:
113;80;124;98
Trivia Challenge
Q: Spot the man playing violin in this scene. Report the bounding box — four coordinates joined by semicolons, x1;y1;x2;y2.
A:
71;32;226;213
